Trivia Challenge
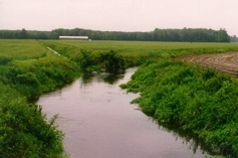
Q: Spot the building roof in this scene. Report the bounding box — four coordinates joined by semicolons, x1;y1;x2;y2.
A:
59;36;89;39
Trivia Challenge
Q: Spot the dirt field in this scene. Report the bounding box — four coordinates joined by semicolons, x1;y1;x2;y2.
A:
176;52;238;76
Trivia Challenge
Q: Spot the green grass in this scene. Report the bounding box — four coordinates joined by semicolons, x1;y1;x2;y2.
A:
0;40;47;60
42;40;238;57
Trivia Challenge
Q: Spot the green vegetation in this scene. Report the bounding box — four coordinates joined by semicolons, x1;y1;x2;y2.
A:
230;35;238;42
1;39;238;157
0;40;47;61
120;59;238;157
43;40;238;56
99;50;125;74
0;83;65;158
0;40;79;157
43;40;238;71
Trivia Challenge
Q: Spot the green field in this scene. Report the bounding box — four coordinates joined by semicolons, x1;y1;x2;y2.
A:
0;40;47;59
43;40;238;57
1;39;238;157
42;40;238;73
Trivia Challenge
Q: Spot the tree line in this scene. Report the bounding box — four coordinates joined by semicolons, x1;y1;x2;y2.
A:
0;28;232;42
230;35;238;42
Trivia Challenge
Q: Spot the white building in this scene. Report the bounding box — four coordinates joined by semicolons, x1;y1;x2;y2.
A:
59;36;89;40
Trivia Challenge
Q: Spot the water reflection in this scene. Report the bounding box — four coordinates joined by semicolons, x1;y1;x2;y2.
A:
81;72;125;87
154;120;211;156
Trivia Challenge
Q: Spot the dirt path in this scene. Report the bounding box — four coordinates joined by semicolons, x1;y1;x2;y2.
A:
176;52;238;76
47;47;61;56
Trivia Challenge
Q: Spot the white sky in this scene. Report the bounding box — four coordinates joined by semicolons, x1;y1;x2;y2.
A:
0;0;237;36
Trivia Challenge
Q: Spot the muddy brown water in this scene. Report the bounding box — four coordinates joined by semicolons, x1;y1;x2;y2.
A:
37;68;210;158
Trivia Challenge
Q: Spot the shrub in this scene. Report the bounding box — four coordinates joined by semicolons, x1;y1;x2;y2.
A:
0;82;65;158
99;50;125;74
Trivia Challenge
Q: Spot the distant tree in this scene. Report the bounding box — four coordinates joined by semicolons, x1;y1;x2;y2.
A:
21;28;27;39
230;35;238;42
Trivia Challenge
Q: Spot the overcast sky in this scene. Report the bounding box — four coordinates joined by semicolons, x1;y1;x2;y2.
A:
1;0;237;36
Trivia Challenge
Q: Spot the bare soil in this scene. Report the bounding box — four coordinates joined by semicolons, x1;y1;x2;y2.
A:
176;52;238;76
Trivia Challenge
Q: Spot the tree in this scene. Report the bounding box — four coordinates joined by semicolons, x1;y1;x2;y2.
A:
21;28;28;39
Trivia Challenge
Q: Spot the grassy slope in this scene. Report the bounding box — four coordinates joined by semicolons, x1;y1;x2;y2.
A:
0;40;80;157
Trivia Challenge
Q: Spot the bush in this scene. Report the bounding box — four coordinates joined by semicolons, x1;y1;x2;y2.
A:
7;54;79;100
99;50;125;74
0;82;65;158
78;49;98;72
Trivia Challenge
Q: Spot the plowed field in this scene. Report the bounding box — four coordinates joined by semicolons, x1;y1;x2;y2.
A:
176;52;238;76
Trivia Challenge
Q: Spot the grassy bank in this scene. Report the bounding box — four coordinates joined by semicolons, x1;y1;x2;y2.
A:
0;40;80;157
120;59;238;157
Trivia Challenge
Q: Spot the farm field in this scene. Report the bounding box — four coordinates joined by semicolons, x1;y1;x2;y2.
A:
177;52;238;76
0;40;47;59
43;40;238;57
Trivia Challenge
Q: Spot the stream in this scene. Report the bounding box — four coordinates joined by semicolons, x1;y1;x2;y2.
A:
37;68;209;158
